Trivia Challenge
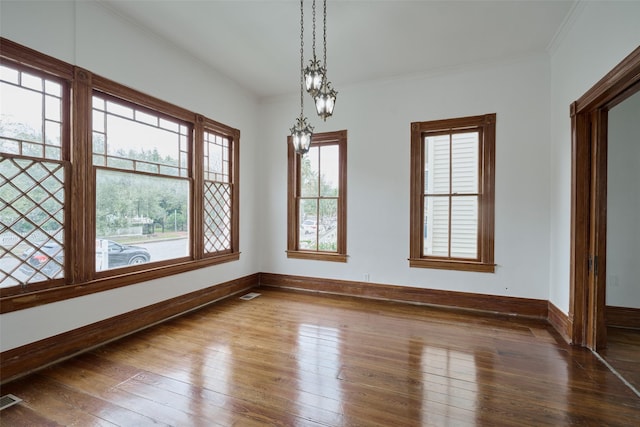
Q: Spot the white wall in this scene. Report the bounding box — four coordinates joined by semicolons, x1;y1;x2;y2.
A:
0;1;260;351
548;1;640;313
258;54;552;300
607;91;640;308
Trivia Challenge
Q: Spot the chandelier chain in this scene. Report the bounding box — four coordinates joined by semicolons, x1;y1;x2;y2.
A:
299;0;304;116
322;0;327;70
312;0;316;58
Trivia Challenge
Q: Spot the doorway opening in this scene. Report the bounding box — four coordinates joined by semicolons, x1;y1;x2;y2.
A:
569;47;640;350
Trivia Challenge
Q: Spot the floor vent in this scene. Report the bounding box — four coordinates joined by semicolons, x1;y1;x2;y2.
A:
239;292;261;301
0;394;22;411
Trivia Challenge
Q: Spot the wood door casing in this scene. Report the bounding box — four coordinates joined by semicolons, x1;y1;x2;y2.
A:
569;46;640;349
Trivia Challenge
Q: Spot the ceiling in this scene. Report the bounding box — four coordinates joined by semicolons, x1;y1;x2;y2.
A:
100;0;575;100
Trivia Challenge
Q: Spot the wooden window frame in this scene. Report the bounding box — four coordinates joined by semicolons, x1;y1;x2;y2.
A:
0;38;240;312
409;114;495;273
198;115;241;259
287;130;347;262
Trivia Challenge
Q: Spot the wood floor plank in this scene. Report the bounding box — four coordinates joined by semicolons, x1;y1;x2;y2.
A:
2;287;639;426
600;326;640;392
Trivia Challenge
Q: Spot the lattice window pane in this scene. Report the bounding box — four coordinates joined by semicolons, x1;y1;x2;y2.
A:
1;156;66;287
204;181;231;253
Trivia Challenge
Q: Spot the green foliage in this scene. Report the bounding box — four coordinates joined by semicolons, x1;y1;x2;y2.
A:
318;241;337;251
299;152;338;222
95;170;188;236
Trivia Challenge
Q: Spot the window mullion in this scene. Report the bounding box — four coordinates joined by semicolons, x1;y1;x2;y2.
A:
70;67;94;283
193;116;204;259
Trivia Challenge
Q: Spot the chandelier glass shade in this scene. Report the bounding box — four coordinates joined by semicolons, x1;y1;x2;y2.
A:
314;79;337;121
290;116;314;155
304;58;324;96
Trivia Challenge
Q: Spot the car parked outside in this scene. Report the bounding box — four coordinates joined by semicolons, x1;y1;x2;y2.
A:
21;240;150;277
301;219;317;234
301;219;328;235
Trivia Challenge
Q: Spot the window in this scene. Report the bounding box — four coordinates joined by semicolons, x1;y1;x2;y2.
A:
410;114;495;272
92;93;191;270
0;59;69;289
287;130;347;262
201;118;239;257
0;39;239;306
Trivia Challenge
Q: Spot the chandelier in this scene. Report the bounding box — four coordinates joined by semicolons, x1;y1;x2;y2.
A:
290;0;314;155
312;0;337;121
292;0;337;155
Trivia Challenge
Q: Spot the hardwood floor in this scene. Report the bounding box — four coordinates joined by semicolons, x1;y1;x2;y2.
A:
1;287;639;426
600;326;640;393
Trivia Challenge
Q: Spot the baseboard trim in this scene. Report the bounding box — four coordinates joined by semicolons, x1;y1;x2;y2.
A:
607;305;640;329
547;301;571;344
0;273;259;385
259;273;548;318
1;272;581;385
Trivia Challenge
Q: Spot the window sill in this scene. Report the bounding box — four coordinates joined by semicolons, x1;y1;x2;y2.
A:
287;251;348;263
0;252;240;313
409;258;495;273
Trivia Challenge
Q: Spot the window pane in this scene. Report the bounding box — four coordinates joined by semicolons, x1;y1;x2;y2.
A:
21;72;42;91
1;81;44;144
0;138;19;154
92;96;105;111
300;146;319;197
45;120;61;146
23;142;43;157
451;132;478;194
319;198;337;252
44;80;61;97
0;157;65;287
425;135;450;194
135;110;158;126
106;100;133;119
104;115;180;166
93;110;105;133
45;94;61;122
45;146;61;159
451;196;478;259
320;144;339;197
204;131;230;182
204;181;232;253
299;198;318;250
424;196;449;256
93;95;187;176
0;65;19;84
95;169;189;271
1;65;64;162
